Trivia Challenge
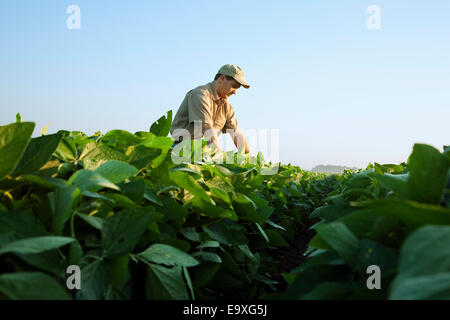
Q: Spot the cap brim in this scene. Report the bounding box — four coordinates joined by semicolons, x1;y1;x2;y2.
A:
233;75;250;89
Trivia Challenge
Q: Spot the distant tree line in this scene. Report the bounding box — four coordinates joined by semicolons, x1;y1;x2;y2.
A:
311;165;359;173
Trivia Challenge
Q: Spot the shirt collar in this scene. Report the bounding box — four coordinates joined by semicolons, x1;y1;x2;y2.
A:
208;81;222;102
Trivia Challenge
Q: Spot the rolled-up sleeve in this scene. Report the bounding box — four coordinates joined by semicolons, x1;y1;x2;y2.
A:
187;91;214;129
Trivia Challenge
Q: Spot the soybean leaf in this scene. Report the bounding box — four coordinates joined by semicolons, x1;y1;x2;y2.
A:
79;141;128;170
48;185;82;235
193;263;221;288
0;211;47;241
138;243;199;267
12;133;63;176
191;251;222;264
101;130;141;152
76;212;104;230
149;110;172;137
76;260;110;300
146;263;189;300
390;225;450;299
352;199;450;227
407;144;449;204
169;171;213;204
0;236;75;255
0;272;71;300
315;222;359;267
68;169;119;193
0;122;35;180
102;208;158;258
94;160;138;184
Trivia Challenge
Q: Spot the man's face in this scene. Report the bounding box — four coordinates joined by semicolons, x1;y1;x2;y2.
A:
218;75;241;99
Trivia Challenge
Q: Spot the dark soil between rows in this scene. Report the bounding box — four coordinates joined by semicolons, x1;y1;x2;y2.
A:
271;217;319;292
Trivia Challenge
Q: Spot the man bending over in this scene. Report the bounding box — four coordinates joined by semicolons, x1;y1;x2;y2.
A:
170;64;250;153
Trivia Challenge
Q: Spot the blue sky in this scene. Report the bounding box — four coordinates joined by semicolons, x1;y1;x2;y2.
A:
1;1;449;170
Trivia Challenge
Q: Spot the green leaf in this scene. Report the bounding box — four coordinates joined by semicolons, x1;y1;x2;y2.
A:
196;241;220;249
193;263;221;287
255;222;269;242
48;185;82;235
0;122;35;180
315;222;359;267
149;110;172;137
16;113;22;123
94;160;138;184
17;251;67;277
68;169;120;193
146;263;189;300
0;211;47;241
407;144;449;204
119;180;146;203
140;134;174;167
69;240;84;265
337;210;399;241
139;243;199;267
265;229;289;247
169;171;213;204
108;255;130;289
104;193;140;208
190;196;237;220
183;266;195;300
232;193;259;222
101;130;141;152
220;249;247;281
12;133;63;176
126;145;161;170
76;212;104;230
0;236;75;255
54;137;77;162
393;225;450;279
368;172;409;199
355;239;398;277
143;187;163;206
285;264;347;299
390;225;450;299
352;199;450;227
191;251;222;264
0;272;71;300
21;174;66;190
102;208;158;258
209;187;232;205
310;204;355;222
76;260;110;300
389;273;450;300
203;224;233;247
205;176;234;193
300;282;353;300
79;141;128;170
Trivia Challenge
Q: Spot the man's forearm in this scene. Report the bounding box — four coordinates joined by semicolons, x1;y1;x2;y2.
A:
232;131;250;153
208;134;221;150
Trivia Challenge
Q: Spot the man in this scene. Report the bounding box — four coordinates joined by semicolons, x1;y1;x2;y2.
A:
170;64;250;153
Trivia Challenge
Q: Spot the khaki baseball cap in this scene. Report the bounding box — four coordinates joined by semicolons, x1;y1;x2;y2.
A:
217;64;250;89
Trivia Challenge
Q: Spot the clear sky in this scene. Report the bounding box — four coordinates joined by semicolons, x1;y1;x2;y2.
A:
1;1;449;170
